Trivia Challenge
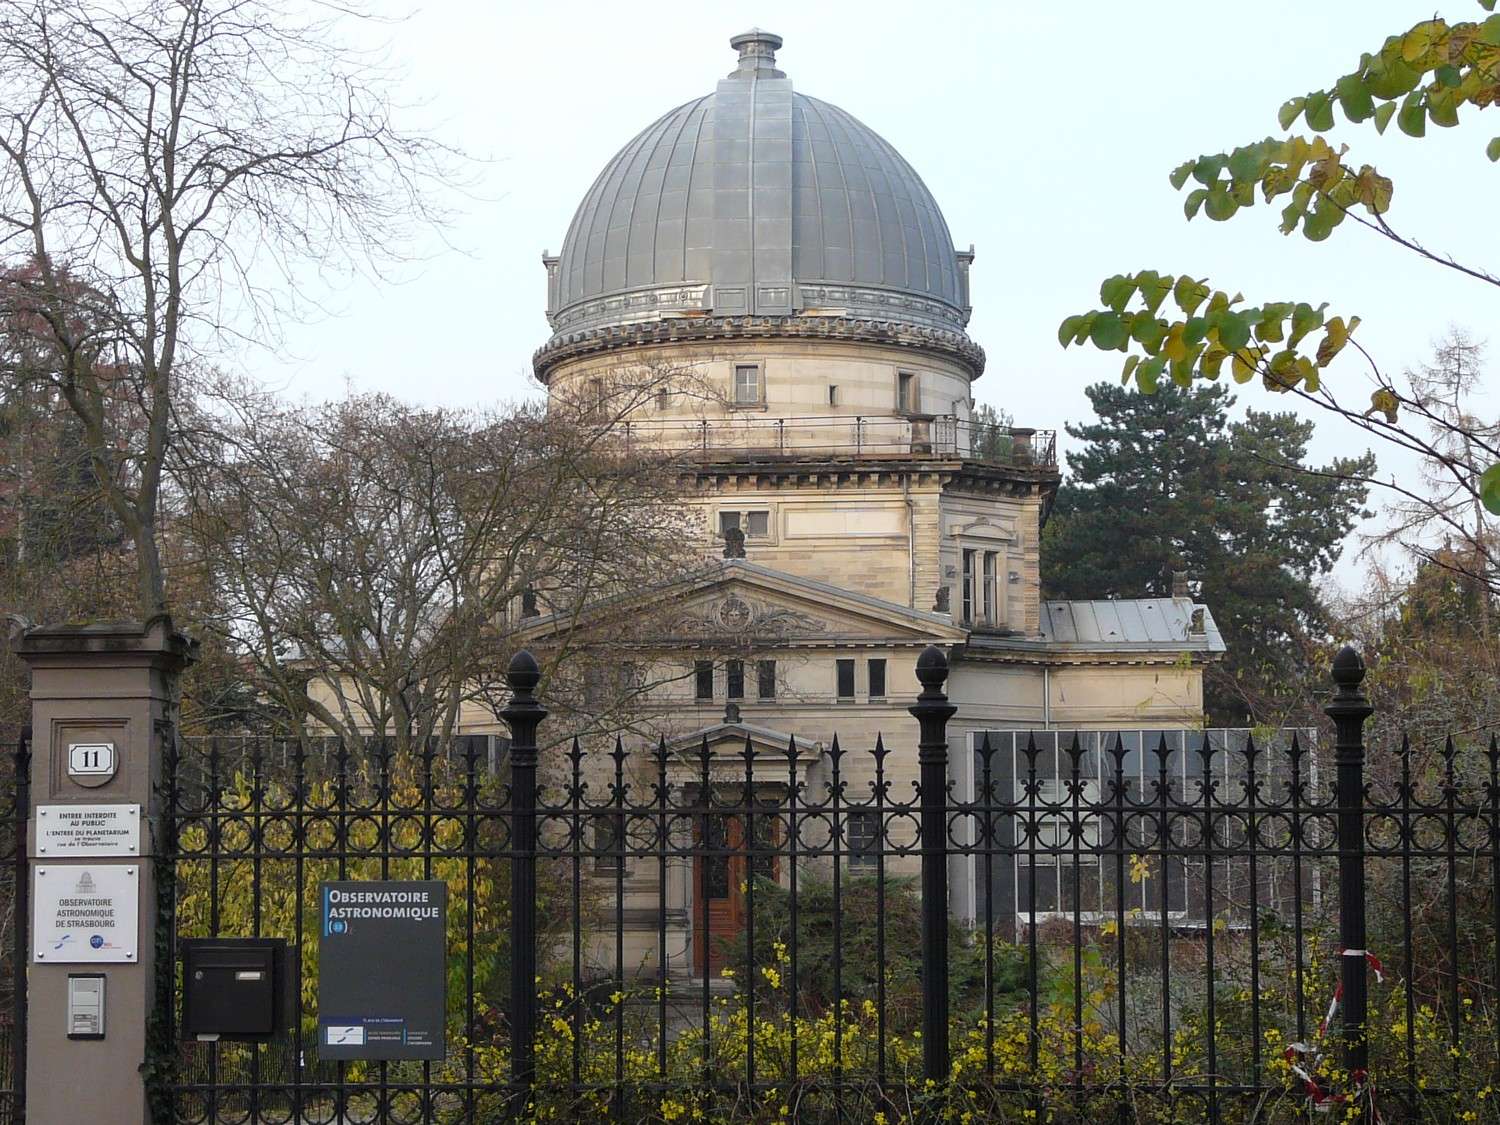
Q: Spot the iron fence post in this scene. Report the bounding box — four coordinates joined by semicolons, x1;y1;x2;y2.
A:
503;650;547;1096
909;646;956;1086
1325;645;1373;1100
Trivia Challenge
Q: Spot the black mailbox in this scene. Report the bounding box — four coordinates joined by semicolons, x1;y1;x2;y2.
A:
180;937;294;1042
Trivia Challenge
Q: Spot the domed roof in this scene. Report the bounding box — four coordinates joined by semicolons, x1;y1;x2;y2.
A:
541;31;974;345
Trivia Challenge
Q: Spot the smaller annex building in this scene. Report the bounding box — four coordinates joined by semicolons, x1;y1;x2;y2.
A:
505;30;1225;977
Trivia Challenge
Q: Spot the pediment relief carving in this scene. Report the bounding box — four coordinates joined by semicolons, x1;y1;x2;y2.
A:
671;594;830;641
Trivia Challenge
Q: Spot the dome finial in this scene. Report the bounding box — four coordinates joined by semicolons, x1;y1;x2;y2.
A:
729;28;785;78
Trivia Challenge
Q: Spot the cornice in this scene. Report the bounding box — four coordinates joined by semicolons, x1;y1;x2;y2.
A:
533;314;987;382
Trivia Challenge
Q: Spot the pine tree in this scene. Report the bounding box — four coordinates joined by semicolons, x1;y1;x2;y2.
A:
1043;382;1374;723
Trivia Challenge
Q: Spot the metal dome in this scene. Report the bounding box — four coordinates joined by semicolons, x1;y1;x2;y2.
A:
542;31;973;339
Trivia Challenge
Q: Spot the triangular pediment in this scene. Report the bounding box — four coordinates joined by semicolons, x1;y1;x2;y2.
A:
517;559;967;648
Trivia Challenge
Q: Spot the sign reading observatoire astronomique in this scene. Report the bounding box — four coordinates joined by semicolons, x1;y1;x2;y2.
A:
317;880;446;1060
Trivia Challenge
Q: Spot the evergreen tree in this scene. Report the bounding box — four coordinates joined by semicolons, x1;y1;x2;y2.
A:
1042;382;1374;723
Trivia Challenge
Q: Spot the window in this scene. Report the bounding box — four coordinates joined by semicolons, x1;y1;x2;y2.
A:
897;370;920;413
961;549;976;625
982;552;998;625
583;665;607;706
656;388;669;411
592;815;624;875
868;659;886;699
846;810;880;870
726;659;744;700
757;660;777;700
719;510;770;538
694;660;714;701
828;384;838;406
617;662;642;696
836;659;856;700
734;363;762;405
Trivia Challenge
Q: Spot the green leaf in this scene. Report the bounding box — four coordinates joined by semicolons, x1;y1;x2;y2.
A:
1366;55;1422;99
1482;14;1500;44
1173;276;1210;317
1429;86;1460;128
1215;312;1252;352
1169;160;1196;191
1278;98;1306;130
1204;185;1238;221
1058;315;1085;347
1184;188;1210;219
1138;272;1173;315
1398;93;1427;137
1288;302;1326;348
1121;354;1141;386
1336;74;1375;122
1373;102;1397;134
1136;355;1165;393
1434;64;1462;88
1227;143;1265;182
1302;210;1335;241
1192;154;1226;186
1183;317;1209;347
1305;90;1335;131
1488;136;1500;162
1255;313;1286;344
1089;312;1128;350
1482;0;1498;13
1099;274;1137;312
1481;463;1500;515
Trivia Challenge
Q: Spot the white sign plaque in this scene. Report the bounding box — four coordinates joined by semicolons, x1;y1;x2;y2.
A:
67;742;118;786
35;804;141;857
32;864;139;963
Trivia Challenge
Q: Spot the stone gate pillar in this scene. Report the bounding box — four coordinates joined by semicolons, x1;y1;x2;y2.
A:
14;618;197;1125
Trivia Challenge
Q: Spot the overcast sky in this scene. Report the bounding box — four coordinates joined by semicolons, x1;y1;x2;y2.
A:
255;1;1498;587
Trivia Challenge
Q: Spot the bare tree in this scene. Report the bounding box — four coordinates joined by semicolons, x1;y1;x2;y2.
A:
173;366;703;755
0;0;453;617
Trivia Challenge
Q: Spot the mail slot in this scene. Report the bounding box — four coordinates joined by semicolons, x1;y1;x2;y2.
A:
180;937;293;1041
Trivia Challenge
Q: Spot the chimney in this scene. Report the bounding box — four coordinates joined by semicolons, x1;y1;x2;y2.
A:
1171;571;1190;599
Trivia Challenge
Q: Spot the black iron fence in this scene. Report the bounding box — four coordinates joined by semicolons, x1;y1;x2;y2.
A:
0;648;1485;1123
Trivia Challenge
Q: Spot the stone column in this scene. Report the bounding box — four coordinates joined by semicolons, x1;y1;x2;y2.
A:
14;618;197;1125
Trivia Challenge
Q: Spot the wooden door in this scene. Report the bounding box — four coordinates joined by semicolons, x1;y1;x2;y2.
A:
692;812;779;976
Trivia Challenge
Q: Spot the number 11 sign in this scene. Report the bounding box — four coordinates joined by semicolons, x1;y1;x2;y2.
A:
68;742;118;787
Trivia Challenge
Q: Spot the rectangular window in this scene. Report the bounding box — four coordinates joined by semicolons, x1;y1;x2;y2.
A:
846;810;880;870
617;662;642;696
829;384;838;406
726;659;744;699
836;658;856;700
961;549;976;625
592;815;624;875
983;552;997;624
719;510;771;538
868;658;887;699
694;660;714;701
734;363;762;404
897;371;919;413
757;660;777;699
656;388;669;411
583;665;607;706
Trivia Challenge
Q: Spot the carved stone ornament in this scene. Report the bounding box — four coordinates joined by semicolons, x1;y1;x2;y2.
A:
671;596;828;639
717;595;753;630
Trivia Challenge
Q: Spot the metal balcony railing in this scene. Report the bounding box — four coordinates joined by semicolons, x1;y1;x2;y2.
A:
611;414;1057;468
